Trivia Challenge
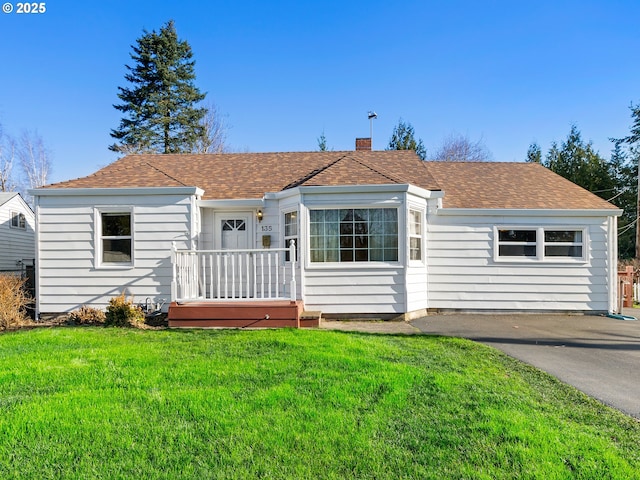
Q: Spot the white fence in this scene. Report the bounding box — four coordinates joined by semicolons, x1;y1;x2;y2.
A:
171;241;297;302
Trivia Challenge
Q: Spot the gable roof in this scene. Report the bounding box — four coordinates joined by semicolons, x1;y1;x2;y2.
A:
0;192;18;207
41;151;619;211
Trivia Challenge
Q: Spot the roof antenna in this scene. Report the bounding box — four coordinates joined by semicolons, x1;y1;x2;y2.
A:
368;111;377;145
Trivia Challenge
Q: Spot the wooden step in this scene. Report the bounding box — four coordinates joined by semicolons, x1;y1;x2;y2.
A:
168;300;304;328
300;310;322;328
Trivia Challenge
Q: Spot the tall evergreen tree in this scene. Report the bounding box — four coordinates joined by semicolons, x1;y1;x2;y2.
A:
110;20;206;154
387;119;426;160
612;103;640;259
525;142;542;163
542;125;616;196
317;130;327;151
609;141;637;258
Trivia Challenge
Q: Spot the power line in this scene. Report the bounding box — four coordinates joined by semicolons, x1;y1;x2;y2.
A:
618;217;638;235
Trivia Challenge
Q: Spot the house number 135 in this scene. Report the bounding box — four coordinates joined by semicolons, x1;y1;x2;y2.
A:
261;225;273;232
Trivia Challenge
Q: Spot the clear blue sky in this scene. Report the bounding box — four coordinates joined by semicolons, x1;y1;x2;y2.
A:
1;0;639;184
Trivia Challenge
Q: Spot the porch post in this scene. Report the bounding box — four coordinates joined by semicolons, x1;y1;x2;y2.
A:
289;239;297;301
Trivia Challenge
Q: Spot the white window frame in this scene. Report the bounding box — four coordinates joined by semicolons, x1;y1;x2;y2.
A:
95;207;135;268
308;206;400;267
408;208;424;264
494;226;588;263
10;211;26;229
283;209;298;262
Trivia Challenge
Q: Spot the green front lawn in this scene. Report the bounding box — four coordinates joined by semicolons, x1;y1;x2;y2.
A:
0;327;638;479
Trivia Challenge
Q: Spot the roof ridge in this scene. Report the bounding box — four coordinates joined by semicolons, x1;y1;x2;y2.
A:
348;152;435;185
281;154;350;190
144;161;189;187
346;154;406;184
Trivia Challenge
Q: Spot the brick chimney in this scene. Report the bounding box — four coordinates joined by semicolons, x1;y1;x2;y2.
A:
355;137;372;151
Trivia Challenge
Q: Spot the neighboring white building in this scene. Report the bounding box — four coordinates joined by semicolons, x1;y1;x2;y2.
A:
0;192;35;273
31;149;622;321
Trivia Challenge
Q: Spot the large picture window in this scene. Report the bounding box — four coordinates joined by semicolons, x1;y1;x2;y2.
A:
310;208;398;263
100;211;132;265
496;227;585;262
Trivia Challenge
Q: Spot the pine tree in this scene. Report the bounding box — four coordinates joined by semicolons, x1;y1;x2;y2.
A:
386;119;426;160
609;141;637;258
110;20;206;154
525;142;542;163
542;125;616;197
612;104;640;259
317;130;327;151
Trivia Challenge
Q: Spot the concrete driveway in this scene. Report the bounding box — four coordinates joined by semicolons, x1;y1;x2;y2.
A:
410;310;640;418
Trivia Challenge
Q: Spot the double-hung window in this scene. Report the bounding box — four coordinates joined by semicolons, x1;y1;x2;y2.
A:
99;210;133;266
497;229;537;257
310;208;398;263
496;227;585;262
283;211;298;262
409;209;423;261
544;230;583;258
10;212;26;229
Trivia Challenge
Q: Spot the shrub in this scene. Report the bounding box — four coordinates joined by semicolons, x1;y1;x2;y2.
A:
0;274;32;331
105;292;145;327
68;305;106;326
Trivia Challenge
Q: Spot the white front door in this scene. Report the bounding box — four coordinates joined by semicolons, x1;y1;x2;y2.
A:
215;213;252;250
214;212;253;298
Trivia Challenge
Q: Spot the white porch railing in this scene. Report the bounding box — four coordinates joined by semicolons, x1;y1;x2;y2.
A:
171;241;297;302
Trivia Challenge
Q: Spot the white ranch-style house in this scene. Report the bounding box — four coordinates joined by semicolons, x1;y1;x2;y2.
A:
31;146;622;327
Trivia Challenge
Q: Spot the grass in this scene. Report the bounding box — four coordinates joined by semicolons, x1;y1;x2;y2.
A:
0;328;639;479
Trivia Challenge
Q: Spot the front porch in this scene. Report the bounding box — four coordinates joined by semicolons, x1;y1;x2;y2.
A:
168;241;320;328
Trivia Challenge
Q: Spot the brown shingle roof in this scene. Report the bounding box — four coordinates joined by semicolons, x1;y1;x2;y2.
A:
425;161;618;210
45;151;440;199
43;152;619;211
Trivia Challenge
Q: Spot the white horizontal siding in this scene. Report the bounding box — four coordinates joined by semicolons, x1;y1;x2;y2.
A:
36;193;193;313
0;195;35;271
304;267;405;314
406;266;427;312
427;214;612;312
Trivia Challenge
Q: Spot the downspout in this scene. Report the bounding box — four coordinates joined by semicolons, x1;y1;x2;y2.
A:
609;214;618;314
298;195;305;304
33;195;40;321
190;193;200;250
403;193;410;315
607;215;637;320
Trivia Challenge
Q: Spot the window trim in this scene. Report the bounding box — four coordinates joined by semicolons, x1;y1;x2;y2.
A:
307;206;401;267
10;211;26;229
95;207;135;269
494;226;588;263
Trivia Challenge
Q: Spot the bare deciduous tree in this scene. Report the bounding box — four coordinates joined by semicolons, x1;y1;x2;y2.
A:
0;125;17;192
433;133;492;162
18;130;51;190
193;102;229;154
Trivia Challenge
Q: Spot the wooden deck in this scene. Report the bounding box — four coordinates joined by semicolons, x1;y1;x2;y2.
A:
168;300;320;328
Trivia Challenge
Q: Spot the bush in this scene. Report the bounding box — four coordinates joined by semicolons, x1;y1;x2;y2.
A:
0;274;32;331
68;305;106;326
105;292;145;327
